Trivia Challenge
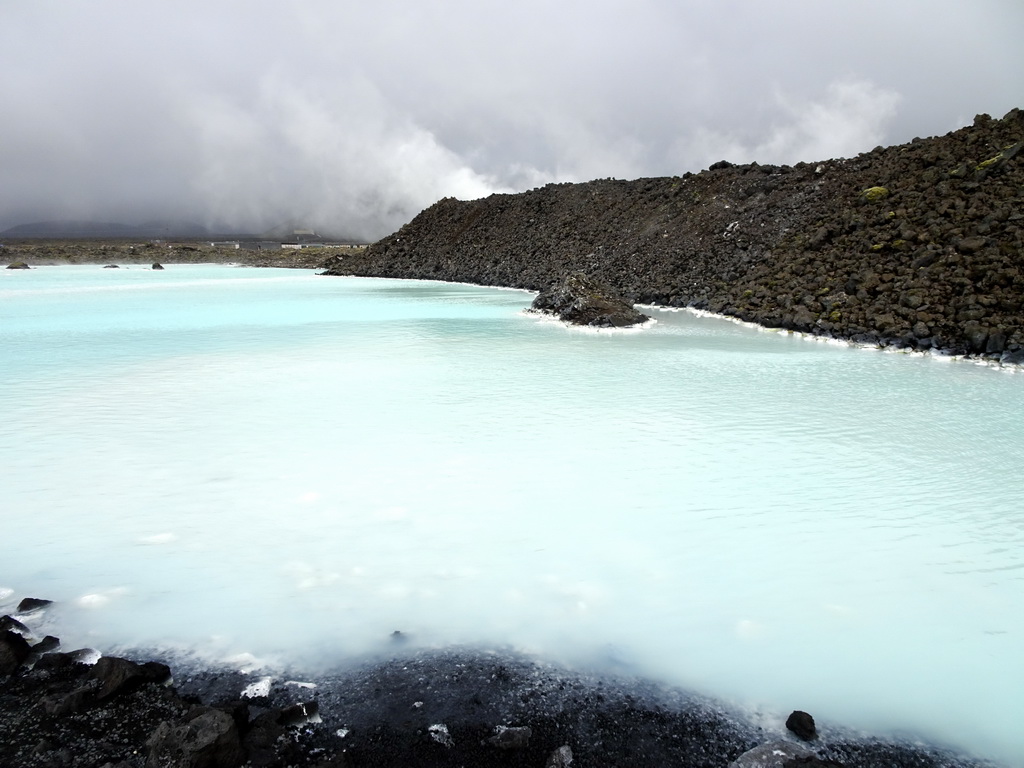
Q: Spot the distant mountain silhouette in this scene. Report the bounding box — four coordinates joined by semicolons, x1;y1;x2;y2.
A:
0;219;214;239
0;219;363;242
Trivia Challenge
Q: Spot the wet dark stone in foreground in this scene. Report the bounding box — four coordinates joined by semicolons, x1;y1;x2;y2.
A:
0;630;32;675
17;598;53;613
787;709;817;741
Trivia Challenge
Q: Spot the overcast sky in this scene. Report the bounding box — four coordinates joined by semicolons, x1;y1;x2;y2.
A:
1;1;1021;239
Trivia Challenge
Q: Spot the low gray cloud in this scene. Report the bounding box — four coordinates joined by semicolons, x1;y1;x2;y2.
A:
1;0;1021;238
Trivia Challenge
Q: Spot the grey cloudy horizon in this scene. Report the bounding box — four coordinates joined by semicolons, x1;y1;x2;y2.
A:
1;0;1021;240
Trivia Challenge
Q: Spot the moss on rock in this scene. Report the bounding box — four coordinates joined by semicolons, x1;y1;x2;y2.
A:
861;186;890;203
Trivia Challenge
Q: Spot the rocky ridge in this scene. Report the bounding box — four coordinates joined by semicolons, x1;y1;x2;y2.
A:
321;109;1024;361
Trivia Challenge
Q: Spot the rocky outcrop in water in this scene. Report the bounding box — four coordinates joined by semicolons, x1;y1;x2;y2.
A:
530;272;649;327
321;108;1024;361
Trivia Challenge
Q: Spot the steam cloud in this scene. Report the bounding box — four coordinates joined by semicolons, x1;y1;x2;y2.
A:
1;0;1021;238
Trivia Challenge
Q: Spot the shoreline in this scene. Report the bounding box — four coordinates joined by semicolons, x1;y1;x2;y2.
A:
660;303;1024;372
6;230;1024;368
7;255;1021;371
1;599;997;768
322;252;1024;367
319;109;1024;367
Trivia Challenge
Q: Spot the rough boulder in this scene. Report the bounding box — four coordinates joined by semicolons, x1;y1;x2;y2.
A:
531;272;650;327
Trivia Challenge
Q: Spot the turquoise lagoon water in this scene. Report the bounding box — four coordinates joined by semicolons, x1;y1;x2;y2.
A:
1;264;1022;763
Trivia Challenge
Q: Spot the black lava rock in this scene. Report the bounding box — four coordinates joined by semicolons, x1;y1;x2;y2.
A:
786;710;817;741
146;707;246;768
0;630;32;675
92;655;171;701
17;597;52;613
531;272;650;327
0;616;29;634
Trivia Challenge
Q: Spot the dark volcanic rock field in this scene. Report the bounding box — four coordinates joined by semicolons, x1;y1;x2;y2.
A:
322;108;1024;361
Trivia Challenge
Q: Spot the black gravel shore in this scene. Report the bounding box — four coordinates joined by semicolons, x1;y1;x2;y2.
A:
1;600;999;768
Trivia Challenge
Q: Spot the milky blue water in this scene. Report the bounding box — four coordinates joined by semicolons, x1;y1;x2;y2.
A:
2;264;1022;763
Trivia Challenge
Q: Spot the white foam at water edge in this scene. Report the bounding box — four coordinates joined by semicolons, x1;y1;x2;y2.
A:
73;648;102;665
241;677;273;698
666;304;1023;370
521;309;657;333
0;587;14;603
